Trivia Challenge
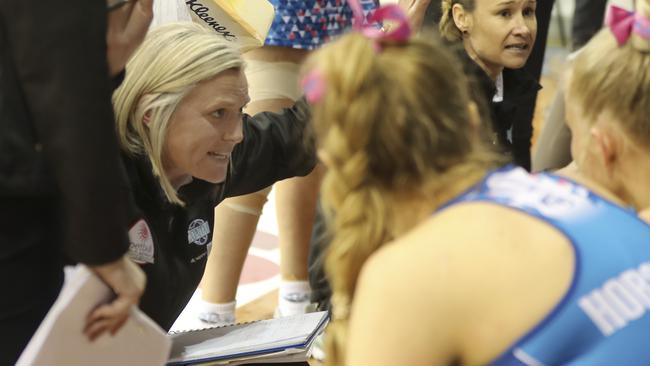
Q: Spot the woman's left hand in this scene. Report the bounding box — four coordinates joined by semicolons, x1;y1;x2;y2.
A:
398;0;433;33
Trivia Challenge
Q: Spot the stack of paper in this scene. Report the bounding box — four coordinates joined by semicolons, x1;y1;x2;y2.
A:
167;311;329;365
16;265;171;366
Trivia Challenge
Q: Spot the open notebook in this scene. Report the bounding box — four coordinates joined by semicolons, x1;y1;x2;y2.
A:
167;311;329;365
16;265;171;366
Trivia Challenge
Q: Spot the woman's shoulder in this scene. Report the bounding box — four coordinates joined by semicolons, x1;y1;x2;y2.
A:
354;201;575;363
364;201;572;287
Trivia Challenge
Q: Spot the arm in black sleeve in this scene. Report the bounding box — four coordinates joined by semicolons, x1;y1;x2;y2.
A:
111;69;127;92
224;98;317;198
0;0;130;264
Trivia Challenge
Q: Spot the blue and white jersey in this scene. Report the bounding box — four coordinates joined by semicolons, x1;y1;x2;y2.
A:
443;166;650;366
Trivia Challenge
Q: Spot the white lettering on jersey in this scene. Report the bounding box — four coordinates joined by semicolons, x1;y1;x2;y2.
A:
579;262;650;336
485;169;592;219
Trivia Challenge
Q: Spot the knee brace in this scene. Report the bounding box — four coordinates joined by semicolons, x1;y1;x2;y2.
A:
222;186;272;216
244;59;302;102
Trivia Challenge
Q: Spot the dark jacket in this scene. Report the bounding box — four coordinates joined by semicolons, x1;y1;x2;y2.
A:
457;49;541;170
124;100;315;330
0;1;130;265
0;3;133;362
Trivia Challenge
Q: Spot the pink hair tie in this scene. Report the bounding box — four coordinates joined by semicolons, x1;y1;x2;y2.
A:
606;5;650;46
348;0;412;51
301;70;326;104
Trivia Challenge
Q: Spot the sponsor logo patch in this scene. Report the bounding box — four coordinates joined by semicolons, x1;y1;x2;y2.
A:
128;219;155;264
188;218;210;246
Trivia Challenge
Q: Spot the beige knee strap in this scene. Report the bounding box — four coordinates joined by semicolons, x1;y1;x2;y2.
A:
244;60;302;102
222;186;272;216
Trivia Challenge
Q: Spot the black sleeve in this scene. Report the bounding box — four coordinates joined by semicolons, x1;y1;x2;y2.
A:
512;109;534;171
308;203;333;311
224;98;317;198
111;69;127;92
0;1;129;264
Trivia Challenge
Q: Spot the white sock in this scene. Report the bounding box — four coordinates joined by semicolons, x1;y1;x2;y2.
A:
198;300;236;325
277;280;312;317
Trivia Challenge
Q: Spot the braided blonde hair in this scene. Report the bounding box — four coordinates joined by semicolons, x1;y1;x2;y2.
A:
305;32;497;366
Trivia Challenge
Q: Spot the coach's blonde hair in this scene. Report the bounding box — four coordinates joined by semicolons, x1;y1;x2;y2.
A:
305;32;497;365
113;23;243;205
569;0;650;147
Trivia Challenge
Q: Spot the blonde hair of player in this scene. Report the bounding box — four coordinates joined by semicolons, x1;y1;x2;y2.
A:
303;32;498;365
566;0;650;210
113;22;243;205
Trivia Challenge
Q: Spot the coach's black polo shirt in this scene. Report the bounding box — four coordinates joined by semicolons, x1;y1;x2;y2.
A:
123;100;315;330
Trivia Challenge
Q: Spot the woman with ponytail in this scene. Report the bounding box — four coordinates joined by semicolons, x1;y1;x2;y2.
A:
304;1;650;365
307;31;498;365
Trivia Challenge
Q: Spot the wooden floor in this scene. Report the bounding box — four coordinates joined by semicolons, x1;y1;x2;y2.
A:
234;290;277;324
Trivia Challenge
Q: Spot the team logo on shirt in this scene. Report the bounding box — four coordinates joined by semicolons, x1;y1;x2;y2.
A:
188;219;211;246
486;168;593;219
127;219;155;264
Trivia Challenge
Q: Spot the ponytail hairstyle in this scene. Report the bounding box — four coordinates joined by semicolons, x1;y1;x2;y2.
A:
113;23;243;205
569;0;650;147
439;0;475;42
304;32;497;366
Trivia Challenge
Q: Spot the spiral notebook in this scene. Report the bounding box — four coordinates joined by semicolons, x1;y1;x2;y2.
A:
167;311;329;365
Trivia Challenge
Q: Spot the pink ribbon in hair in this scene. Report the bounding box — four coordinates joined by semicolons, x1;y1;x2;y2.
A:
606;5;650;46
